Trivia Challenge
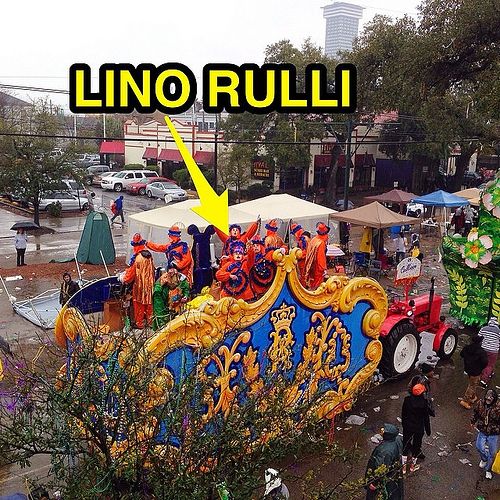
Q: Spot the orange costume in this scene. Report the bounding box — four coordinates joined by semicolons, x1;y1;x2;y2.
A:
129;232;146;265
122;249;155;328
304;222;330;290
290;223;310;285
249;236;277;299
215;241;255;301
215;220;259;257
146;225;193;284
264;219;285;253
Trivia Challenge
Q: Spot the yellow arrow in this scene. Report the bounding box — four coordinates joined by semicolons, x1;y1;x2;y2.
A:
164;117;229;235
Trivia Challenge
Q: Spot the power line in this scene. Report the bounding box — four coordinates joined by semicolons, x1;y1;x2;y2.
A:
0;131;482;147
0;83;69;95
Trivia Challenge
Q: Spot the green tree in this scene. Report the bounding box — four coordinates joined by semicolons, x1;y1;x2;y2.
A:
0;99;79;225
217;144;252;202
350;0;500;190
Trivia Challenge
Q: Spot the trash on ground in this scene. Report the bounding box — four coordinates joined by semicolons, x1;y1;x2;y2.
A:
377;399;387;403
459;458;472;466
373;406;381;412
345;414;366;426
360;412;368;418
14;287;21;291
371;434;383;444
390;395;400;400
438;451;450;457
397;417;402;423
5;275;23;282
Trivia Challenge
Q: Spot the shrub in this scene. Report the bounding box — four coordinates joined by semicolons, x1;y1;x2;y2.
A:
47;201;62;217
173;168;192;189
123;163;146;170
246;182;272;200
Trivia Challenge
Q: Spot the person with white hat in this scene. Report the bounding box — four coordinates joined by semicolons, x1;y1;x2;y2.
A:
263;468;289;499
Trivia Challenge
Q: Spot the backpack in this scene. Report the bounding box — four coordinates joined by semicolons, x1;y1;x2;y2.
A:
111;202;117;214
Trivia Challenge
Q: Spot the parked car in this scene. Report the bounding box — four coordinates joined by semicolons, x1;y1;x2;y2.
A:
406;202;425;218
127;176;177;195
146;181;188;203
85;165;112;185
57;179;88;198
101;170;159;192
77;153;101;168
38;191;90;211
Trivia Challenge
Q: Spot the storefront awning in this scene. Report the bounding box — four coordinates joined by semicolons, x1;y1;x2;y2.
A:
194;151;214;165
158;149;183;162
314;153;375;168
142;147;158;160
99;141;124;154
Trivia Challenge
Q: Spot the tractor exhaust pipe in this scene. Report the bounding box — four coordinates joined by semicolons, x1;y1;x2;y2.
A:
429;277;435;312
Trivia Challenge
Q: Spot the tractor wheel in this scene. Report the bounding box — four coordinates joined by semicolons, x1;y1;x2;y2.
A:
380;322;421;379
437;328;458;360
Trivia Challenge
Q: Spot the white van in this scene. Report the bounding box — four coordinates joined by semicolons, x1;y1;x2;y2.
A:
100;170;159;192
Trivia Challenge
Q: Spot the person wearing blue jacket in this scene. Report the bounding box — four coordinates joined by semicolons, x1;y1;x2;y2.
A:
111;195;124;224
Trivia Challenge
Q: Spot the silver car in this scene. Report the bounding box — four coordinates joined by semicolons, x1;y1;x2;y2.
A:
146;182;188;203
38;191;90;211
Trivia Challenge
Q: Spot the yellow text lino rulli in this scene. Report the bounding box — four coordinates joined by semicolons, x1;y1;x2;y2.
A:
69;62;357;115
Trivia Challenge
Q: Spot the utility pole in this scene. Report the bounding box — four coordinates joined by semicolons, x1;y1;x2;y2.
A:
343;118;353;211
103;114;106;139
73;114;77;144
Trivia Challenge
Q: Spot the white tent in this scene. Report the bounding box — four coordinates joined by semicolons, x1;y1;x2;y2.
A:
128;194;338;263
237;194;338;241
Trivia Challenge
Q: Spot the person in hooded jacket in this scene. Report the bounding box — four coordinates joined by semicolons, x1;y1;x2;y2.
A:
59;272;80;306
401;383;433;473
471;389;500;479
365;423;404;500
460;333;488;409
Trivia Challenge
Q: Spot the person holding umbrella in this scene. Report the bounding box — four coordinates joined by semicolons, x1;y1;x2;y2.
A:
11;221;39;267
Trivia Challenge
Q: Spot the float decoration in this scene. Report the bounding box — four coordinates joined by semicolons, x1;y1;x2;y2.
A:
55;249;388;451
443;173;500;325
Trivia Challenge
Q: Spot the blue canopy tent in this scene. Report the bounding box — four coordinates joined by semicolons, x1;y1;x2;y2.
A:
412;190;469;235
411;190;469;207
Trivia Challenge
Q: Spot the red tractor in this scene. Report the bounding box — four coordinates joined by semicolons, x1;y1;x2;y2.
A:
378;278;459;379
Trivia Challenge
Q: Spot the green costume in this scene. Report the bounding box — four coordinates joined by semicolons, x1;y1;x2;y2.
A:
365;423;404;500
152;276;191;330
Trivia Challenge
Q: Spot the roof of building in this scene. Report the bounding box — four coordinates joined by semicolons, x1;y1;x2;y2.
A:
0;91;31;107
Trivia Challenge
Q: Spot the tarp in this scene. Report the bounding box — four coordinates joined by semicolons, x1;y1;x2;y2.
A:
454;188;481;206
329;201;418;229
76;211;116;264
364;188;417;204
411;190;469;207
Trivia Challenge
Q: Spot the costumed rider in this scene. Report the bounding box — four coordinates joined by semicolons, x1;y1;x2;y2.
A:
152;263;190;330
215;240;255;301
290;222;310;284
304;222;330;290
146;225;193;284
215;218;260;258
129;232;146;265
249;236;278;299
264;218;285;252
119;249;155;329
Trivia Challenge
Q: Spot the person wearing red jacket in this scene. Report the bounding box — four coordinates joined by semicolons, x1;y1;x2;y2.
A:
216;240;255;301
304;222;330;290
290;223;310;285
249;236;277;299
215;219;260;257
146;225;193;284
121;249;155;329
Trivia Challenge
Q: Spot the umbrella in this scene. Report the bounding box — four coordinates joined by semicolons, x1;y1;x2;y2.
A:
365;188;417;205
10;221;40;231
326;244;345;257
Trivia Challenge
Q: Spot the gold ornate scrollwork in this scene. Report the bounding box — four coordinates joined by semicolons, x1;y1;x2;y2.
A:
268;304;296;373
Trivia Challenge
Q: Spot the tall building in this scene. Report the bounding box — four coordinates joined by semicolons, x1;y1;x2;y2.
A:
323;2;364;57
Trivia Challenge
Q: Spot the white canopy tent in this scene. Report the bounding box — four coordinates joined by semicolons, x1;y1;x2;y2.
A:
236;194;338;241
128;195;338;263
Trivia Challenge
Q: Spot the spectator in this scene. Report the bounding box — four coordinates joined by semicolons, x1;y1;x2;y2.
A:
365;423;404;500
471;389;500;479
401;383;433;473
59;272;80;306
395;232;407;263
460;333;488;409
14;229;28;267
263;468;289;499
110;195;125;224
479;317;500;387
464;206;474;236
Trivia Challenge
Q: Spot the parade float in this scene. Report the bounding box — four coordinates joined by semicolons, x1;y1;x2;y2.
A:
54;248;388;452
442;172;500;326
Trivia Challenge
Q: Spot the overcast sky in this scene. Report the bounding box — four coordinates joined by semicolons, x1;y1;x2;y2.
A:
1;0;419;110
